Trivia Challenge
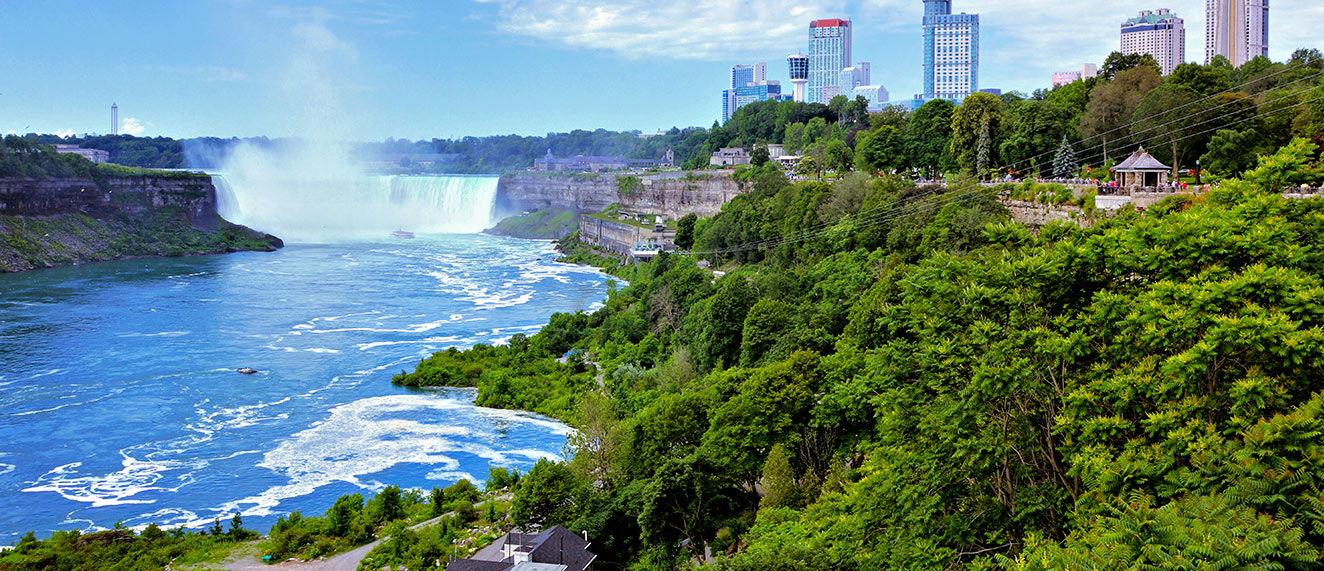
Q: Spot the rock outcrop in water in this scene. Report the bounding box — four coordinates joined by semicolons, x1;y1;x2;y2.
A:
0;174;282;272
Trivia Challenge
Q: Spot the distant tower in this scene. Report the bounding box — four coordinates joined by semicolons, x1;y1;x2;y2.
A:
788;54;810;103
111;103;119;136
921;0;979;102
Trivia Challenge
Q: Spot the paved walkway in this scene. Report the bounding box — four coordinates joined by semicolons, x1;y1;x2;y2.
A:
221;494;510;571
220;515;445;571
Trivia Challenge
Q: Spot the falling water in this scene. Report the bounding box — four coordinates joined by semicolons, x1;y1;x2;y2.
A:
213;174;500;242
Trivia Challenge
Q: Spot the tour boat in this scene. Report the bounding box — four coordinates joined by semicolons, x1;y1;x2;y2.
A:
391;229;415;239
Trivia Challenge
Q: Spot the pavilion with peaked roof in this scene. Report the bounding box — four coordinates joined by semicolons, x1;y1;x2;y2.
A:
1110;147;1171;188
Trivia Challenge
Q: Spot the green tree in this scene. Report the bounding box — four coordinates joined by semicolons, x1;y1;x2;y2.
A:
739;298;794;367
1201;129;1264;177
675;213;698;250
1051;136;1077;178
367;485;405;526
824;139;853;173
905;99;957;177
856;125;904;174
951;92;1004;175
1078;66;1163;164
696;277;759;370
1100;50;1161;79
783;122;806;153
751;144;770;167
758;443;803;511
511;459;580;529
804;117;830;147
975;114;993;179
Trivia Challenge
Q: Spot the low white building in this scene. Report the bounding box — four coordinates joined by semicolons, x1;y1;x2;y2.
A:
710;147;750;167
55;144;109;163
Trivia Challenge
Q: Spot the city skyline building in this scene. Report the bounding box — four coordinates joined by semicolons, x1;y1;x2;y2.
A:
1121;9;1185;75
1206;0;1268;66
807;18;852;104
787;54;810;103
111;103;118;136
1052;63;1098;88
919;0;979;103
722;62;783;122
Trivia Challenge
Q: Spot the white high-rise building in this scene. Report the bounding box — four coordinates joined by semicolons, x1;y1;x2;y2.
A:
1206;0;1268;66
1120;9;1185;76
808;18;852;104
920;0;979;102
1247;0;1269;60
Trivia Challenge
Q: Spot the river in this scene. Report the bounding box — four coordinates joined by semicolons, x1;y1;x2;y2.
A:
0;176;609;541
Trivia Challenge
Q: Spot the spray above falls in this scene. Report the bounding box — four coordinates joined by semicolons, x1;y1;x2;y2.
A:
214;170;500;243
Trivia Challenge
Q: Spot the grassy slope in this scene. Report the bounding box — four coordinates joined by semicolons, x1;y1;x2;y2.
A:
0;212;281;272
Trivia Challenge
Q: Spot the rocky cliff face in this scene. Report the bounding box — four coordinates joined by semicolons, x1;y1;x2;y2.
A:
497;173;744;219
0;175;280;272
0;176;218;229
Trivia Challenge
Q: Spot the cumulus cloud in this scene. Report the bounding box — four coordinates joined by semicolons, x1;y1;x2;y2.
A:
472;0;852;60
121;118;146;136
52;129;76;139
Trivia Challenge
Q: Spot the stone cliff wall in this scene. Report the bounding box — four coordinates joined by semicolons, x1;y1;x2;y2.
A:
498;173;744;219
999;199;1096;228
0;176;218;230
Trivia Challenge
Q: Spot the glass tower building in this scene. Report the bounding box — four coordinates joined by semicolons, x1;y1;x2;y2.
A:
920;0;979;102
808;19;851;104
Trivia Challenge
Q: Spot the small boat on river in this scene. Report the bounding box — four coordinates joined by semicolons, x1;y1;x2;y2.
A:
391;229;415;239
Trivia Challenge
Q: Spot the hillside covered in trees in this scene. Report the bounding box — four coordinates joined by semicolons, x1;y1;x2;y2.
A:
387;138;1324;569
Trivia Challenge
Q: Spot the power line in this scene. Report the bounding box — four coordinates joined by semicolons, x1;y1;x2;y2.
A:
1052;71;1323;171
684;91;1324;258
1005;61;1319;173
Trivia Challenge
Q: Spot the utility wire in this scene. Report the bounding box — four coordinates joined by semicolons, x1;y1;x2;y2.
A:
684;92;1324;257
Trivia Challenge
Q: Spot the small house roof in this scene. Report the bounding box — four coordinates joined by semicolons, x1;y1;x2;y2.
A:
1111;147;1170;172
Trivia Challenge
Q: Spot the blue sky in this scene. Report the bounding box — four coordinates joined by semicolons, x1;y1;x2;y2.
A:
0;0;1318;141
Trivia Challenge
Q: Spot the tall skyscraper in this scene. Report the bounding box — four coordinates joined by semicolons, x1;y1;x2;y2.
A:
1247;0;1269;60
1121;9;1185;75
111;103;118;136
808;19;851;104
920;0;979;102
787;54;810;103
722;62;783;122
1206;0;1268;66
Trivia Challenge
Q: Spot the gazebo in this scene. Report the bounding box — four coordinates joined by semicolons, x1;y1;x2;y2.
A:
1110;147;1171;188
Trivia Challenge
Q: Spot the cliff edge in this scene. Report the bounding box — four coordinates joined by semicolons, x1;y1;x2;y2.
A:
0;175;282;272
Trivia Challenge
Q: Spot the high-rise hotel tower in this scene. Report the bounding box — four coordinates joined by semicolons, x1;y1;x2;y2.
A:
920;0;979;102
1120;9;1185;75
807;19;851;104
1206;0;1268;66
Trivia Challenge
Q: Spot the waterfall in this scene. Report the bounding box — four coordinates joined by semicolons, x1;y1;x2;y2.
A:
211;173;500;243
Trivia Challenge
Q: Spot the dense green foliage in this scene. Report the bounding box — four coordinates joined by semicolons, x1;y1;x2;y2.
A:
0;519;254;570
386;140;1324;570
0;213;281;272
0;135;204;179
486;207;580;239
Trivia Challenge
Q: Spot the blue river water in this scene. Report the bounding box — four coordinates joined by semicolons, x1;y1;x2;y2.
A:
0;235;609;540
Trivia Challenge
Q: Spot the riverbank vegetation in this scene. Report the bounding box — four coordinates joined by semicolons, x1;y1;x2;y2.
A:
0;518;255;570
0;212;282;272
387;140;1324;569
484;207;579;239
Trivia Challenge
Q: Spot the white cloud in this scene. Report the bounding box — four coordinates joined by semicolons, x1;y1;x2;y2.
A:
121;118;146;136
52;129;76;139
472;0;852;60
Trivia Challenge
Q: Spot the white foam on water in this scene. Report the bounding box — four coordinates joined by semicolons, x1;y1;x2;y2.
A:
0;464;14;476
209;393;568;520
23;458;177;507
425;470;479;483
